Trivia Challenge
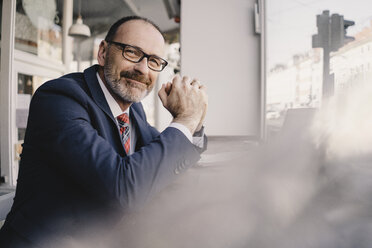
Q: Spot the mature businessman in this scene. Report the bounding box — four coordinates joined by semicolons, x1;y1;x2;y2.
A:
0;16;207;247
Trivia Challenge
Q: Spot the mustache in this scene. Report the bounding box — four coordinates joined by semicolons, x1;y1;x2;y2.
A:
120;71;151;85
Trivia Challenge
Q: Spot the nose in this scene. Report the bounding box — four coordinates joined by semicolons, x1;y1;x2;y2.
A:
133;57;149;75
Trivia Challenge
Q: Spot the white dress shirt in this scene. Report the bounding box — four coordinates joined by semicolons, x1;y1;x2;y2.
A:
96;73;204;154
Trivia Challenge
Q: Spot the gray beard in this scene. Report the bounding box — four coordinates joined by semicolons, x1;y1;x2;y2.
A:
103;67;149;103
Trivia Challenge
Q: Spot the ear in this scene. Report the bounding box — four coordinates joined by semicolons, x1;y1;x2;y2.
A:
97;40;107;66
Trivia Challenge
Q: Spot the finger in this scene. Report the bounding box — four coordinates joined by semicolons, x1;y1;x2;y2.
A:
172;75;182;89
190;79;201;90
182;76;191;85
158;84;168;106
199;84;207;91
165;82;172;95
190;79;201;86
172;74;181;84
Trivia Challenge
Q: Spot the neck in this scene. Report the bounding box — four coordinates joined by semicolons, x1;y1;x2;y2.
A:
98;67;132;112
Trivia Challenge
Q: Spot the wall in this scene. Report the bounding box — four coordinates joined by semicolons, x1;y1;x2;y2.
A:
180;0;261;136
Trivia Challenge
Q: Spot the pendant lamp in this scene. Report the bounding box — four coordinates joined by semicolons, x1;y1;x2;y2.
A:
68;0;91;38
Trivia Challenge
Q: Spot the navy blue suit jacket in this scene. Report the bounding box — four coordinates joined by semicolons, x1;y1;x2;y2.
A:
0;65;205;246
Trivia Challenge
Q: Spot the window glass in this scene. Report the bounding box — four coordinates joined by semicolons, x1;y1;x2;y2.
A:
0;0;3;180
0;0;2;43
15;0;62;61
17;73;49;141
266;0;372;136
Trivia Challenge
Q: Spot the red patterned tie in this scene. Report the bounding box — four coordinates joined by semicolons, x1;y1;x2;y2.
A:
117;113;131;154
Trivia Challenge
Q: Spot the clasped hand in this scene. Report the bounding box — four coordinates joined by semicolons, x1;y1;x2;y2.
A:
158;75;208;134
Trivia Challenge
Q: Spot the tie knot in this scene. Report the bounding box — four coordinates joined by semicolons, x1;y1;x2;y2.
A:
117;113;130;125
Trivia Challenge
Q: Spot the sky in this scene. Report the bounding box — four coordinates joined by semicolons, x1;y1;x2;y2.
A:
267;0;372;69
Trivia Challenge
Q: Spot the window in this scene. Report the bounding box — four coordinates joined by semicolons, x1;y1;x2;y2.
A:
266;0;372;136
15;0;62;62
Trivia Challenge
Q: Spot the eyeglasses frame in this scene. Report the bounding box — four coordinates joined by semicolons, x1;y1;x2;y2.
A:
106;40;168;72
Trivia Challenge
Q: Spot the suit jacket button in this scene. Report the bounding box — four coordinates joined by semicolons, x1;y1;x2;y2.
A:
174;167;181;174
180;162;188;169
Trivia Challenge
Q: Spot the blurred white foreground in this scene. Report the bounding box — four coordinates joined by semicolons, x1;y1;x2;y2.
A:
48;83;372;248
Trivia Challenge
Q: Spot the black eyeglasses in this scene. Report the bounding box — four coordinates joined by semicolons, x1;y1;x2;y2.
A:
106;40;168;72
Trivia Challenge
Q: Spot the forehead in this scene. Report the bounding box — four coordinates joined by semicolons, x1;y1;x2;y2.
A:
114;20;165;56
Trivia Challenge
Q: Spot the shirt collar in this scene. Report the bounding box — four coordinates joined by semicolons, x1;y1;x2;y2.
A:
96;72;129;118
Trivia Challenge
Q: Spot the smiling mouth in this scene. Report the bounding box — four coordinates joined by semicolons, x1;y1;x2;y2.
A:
124;78;144;85
124;78;149;89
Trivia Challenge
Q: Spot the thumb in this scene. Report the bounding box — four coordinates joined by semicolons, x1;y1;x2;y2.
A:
158;84;168;107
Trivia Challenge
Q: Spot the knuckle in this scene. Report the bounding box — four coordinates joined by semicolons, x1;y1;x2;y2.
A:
172;75;181;84
182;76;190;83
191;79;200;85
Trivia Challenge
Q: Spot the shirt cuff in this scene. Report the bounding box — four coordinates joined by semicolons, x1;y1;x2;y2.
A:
169;123;205;149
169;122;193;143
193;126;205;148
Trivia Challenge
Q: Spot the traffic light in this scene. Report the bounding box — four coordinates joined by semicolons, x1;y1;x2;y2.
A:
312;10;355;100
312;10;330;48
312;11;355;51
343;19;355;44
330;14;355;51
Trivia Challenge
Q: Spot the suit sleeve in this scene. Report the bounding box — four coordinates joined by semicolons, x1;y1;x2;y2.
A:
136;103;208;153
23;80;201;212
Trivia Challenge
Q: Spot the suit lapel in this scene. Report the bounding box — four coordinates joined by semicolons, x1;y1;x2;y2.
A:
83;65;116;123
130;104;152;150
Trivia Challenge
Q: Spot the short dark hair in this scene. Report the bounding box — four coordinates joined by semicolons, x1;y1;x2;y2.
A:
104;16;163;41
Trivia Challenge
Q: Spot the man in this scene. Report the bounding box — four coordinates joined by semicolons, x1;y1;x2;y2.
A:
0;16;207;247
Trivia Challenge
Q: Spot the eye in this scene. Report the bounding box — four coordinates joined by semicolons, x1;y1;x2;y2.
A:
148;57;162;67
124;47;142;59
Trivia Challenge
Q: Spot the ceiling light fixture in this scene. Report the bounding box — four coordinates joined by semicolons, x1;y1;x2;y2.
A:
68;0;91;38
